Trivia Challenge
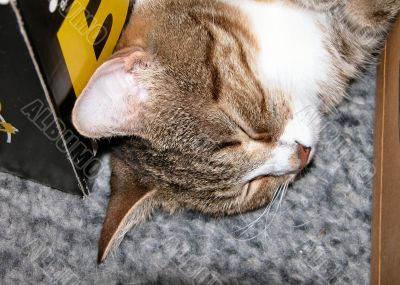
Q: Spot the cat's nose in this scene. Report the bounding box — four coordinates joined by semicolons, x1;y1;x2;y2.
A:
296;142;311;170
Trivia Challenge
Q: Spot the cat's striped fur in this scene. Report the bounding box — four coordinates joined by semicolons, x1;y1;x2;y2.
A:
72;0;400;261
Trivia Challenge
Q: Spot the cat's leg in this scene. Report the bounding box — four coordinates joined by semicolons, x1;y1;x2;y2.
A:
332;0;400;70
291;0;400;29
289;0;341;11
344;0;400;32
319;0;399;110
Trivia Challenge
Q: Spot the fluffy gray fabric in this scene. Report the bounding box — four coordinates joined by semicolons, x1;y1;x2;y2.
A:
0;68;375;285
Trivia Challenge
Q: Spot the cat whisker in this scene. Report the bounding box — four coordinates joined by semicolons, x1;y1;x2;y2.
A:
263;181;289;231
234;190;285;241
233;182;288;241
233;184;282;235
290;220;311;228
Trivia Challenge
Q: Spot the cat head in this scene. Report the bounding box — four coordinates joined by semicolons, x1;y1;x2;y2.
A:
72;0;320;262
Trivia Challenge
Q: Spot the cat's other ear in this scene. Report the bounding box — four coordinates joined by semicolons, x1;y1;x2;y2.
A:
72;48;155;139
98;155;158;263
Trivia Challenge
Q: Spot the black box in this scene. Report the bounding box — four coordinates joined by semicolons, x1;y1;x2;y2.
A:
0;0;131;195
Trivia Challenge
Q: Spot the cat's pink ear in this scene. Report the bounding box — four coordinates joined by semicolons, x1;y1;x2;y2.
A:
72;50;153;138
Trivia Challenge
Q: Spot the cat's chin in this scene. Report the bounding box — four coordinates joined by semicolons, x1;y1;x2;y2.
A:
245;173;296;192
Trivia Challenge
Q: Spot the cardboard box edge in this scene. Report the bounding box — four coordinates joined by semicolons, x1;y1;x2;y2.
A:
10;0;89;196
371;43;386;285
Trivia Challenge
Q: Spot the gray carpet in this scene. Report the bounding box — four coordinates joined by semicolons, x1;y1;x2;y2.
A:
0;67;376;285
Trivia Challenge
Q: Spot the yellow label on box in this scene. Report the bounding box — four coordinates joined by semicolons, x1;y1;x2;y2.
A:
57;0;130;96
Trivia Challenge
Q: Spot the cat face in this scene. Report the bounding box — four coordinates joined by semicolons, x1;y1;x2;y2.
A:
73;0;319;213
73;47;315;191
72;0;320;261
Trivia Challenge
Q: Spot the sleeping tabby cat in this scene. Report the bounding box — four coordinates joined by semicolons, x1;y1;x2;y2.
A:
72;0;400;262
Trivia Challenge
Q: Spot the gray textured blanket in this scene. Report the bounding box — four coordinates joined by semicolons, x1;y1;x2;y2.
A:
0;67;375;284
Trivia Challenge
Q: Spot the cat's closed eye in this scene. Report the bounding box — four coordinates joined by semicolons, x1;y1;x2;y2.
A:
216;140;242;150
